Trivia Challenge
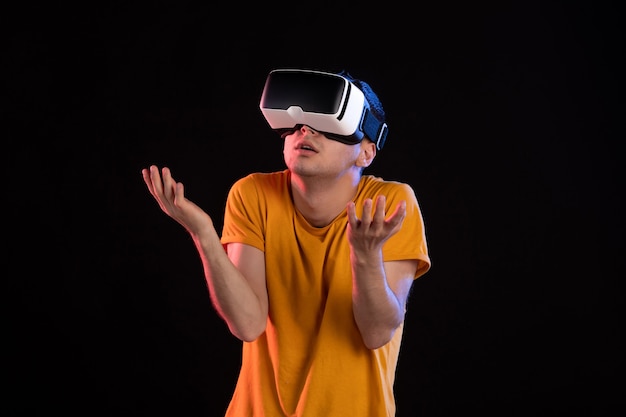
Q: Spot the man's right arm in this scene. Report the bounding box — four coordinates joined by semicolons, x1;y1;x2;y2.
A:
192;231;268;342
142;165;268;341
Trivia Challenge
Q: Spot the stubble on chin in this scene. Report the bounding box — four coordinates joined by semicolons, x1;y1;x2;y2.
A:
288;162;318;178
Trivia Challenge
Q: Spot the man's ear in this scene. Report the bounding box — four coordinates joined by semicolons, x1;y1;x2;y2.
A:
357;140;377;168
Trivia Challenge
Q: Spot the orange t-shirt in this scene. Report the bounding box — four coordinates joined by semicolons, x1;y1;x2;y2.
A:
220;169;430;417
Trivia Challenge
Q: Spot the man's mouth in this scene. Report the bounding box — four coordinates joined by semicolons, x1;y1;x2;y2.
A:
296;142;318;152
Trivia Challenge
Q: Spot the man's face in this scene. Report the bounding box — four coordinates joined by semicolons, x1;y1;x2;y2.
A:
282;125;372;178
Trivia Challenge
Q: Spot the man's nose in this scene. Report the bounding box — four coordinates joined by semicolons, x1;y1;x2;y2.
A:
300;125;319;136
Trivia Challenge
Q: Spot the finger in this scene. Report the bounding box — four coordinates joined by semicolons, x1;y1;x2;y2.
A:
346;201;358;228
161;167;178;201
361;198;373;225
149;165;174;212
174;181;186;207
141;167;156;197
385;201;407;229
373;195;387;225
149;165;165;197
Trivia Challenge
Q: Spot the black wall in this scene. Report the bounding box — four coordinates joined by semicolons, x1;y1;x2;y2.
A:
6;2;623;416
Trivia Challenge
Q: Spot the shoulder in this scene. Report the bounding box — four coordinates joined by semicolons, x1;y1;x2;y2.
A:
230;170;290;193
359;175;417;201
227;170;291;210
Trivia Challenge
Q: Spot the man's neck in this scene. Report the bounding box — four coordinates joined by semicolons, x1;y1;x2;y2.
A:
290;172;362;227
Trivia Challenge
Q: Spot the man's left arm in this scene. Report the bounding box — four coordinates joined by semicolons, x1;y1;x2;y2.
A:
347;195;419;349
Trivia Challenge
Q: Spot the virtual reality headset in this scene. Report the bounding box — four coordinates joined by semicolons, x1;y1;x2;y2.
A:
259;69;388;150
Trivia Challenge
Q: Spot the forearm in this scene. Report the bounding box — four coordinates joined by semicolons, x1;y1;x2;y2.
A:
191;227;267;341
351;250;405;350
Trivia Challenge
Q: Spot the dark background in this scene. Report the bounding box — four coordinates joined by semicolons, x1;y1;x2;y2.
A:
5;1;624;416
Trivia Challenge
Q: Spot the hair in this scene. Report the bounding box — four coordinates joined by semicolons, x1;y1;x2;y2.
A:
336;70;386;126
336;70;385;172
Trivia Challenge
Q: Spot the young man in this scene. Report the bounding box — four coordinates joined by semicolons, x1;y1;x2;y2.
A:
142;68;431;416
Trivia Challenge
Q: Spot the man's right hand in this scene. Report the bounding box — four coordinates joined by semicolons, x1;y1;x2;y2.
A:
141;165;215;236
